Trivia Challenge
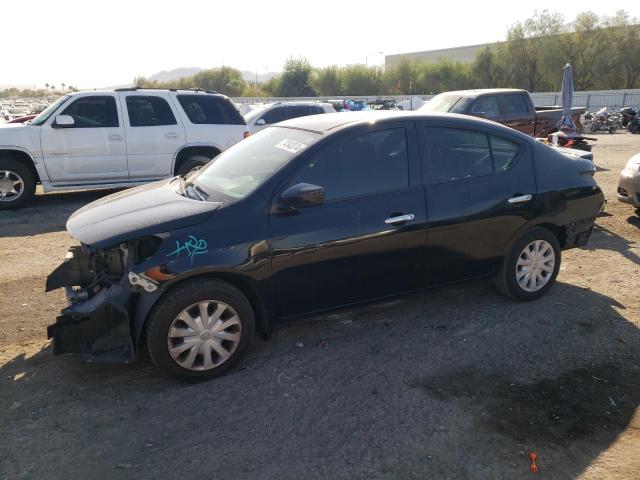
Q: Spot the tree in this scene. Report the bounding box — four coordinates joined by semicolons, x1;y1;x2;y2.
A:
275;58;316;97
61;83;66;91
499;10;564;91
190;66;246;96
340;65;382;95
45;83;49;91
313;65;342;96
604;11;640;89
561;12;612;90
471;48;503;88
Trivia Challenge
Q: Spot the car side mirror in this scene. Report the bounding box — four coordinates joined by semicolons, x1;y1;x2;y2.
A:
256;118;266;126
280;183;324;209
54;115;75;128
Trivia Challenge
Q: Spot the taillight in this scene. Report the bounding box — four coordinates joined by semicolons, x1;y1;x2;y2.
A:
244;131;250;139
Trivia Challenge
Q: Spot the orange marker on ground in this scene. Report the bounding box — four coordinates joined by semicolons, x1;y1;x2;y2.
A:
530;452;539;473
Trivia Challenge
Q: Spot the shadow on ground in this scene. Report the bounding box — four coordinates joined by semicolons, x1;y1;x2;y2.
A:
0;189;119;237
1;281;638;479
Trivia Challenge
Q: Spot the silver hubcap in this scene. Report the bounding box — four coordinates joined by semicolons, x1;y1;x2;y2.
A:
516;240;555;292
0;170;24;201
167;300;241;371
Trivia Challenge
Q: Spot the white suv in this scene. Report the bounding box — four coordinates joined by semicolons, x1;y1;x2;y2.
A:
0;88;248;208
244;101;335;133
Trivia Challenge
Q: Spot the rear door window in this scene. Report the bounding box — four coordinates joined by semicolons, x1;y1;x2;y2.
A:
424;127;523;182
177;94;245;125
425;127;493;183
125;96;176;127
61;96;119;128
489;135;520;171
498;94;529;116
470;96;499;117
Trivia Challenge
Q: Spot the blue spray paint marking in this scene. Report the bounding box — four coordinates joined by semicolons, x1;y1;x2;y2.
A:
167;235;208;263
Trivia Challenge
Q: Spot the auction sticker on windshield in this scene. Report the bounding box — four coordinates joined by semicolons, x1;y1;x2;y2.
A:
275;139;306;154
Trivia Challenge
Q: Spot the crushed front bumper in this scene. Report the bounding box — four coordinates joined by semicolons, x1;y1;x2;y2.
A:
46;248;136;363
617;168;640;208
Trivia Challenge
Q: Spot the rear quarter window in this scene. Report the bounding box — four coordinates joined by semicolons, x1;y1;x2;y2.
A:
177;94;245;125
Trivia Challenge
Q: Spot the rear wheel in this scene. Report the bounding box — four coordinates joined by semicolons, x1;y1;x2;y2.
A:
494;227;561;301
0;158;35;209
628;121;640;135
146;278;255;381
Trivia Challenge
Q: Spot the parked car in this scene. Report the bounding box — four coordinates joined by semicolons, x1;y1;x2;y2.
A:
420;89;585;138
244;101;335;133
0;88;248;209
5;108;29;121
617;153;640;215
46;111;604;381
7;114;36;124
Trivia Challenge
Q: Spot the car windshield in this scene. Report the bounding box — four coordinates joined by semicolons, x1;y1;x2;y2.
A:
421;94;471;113
244;105;270;123
193;127;321;202
30;95;70;126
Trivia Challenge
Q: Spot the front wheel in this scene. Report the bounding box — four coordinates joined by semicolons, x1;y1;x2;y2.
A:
494;227;561;301
0;159;36;209
146;278;255;381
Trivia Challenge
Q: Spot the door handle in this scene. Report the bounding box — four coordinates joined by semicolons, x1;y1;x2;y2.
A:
508;194;532;204
108;134;123;142
385;213;415;225
165;132;178;139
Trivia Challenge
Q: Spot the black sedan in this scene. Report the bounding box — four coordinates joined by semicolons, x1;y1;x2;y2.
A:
46;111;605;381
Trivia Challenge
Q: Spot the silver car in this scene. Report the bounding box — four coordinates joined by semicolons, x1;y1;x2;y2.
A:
618;153;640;213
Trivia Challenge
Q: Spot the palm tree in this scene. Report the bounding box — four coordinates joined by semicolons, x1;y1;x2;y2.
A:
61;83;66;91
45;83;49;91
50;85;56;93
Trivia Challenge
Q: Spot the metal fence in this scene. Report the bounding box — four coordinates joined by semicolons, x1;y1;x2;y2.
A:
232;89;640;111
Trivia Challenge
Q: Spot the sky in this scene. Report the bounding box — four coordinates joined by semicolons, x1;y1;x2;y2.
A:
2;0;639;89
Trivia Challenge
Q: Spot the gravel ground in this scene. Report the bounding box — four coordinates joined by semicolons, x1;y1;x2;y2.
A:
1;133;639;480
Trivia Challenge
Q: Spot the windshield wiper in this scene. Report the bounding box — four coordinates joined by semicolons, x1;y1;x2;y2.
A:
182;179;208;201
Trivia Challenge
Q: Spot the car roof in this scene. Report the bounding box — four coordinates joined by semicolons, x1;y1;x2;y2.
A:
437;88;526;97
276;111;537;144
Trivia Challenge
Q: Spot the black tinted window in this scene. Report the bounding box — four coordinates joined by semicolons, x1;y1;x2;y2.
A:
490;135;520;171
471;96;499;117
289;105;312;118
177;94;245;125
498;94;529;115
126;96;176;127
427;128;493;183
61;96;118;128
262;106;290;124
291;128;409;201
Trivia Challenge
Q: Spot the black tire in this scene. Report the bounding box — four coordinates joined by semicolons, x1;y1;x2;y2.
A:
628;121;640;135
0;158;36;209
493;227;561;301
146;278;255;382
176;155;215;177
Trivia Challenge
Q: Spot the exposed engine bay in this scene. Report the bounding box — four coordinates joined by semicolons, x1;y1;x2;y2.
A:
45;237;162;362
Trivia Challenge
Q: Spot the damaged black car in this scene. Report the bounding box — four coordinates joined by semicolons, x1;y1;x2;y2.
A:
47;111;605;381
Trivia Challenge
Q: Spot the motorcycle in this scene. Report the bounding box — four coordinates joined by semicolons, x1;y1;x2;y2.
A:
620;106;637;128
583;107;618;133
629;116;640;134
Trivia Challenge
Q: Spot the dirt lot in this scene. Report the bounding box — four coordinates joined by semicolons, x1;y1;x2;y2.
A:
1;134;639;479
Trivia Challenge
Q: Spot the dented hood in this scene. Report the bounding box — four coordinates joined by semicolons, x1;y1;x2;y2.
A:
67;179;221;248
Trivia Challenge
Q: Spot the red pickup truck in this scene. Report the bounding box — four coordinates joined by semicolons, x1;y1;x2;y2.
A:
421;88;584;137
